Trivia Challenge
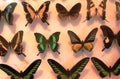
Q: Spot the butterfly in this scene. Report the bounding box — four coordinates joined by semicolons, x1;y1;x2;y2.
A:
0;2;17;25
115;1;120;20
0;30;26;57
100;25;120;51
56;2;81;20
34;32;60;55
91;57;120;78
67;28;98;53
0;59;41;79
48;57;89;79
83;0;108;22
22;1;50;26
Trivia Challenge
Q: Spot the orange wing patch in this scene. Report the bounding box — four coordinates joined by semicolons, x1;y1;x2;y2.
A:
72;44;82;53
84;42;93;52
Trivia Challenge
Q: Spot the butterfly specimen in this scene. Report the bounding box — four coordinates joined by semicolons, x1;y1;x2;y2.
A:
100;25;120;51
0;59;41;79
115;1;120;20
34;32;60;55
56;2;81;20
48;57;89;79
91;57;120;78
83;0;108;22
0;30;26;57
0;2;17;25
22;1;50;26
67;28;98;53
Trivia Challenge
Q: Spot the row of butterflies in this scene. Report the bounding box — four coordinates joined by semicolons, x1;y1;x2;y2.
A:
0;25;119;57
2;0;120;26
0;57;119;78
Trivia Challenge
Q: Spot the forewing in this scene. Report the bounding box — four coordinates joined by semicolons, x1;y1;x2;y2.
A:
0;64;20;78
70;57;90;79
23;59;41;78
91;57;109;78
112;58;120;75
48;32;60;52
56;3;68;20
34;33;47;53
116;1;120;20
69;3;81;20
100;25;114;51
3;2;17;25
48;59;68;79
0;35;9;56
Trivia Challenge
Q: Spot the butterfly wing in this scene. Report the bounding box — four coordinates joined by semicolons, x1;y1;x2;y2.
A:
48;59;68;79
116;31;120;46
69;3;81;20
48;32;60;54
100;25;114;51
22;1;36;26
68;30;82;53
37;1;50;25
22;59;41;79
84;28;98;51
111;58;120;75
97;0;107;21
91;57;109;78
0;35;9;56
116;1;120;20
3;2;17;25
70;57;89;79
11;30;25;56
34;33;47;55
0;64;20;79
56;3;68;20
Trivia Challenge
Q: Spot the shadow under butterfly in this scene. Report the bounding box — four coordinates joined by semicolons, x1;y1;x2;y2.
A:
0;2;17;25
48;57;89;79
83;0;108;22
56;2;81;21
0;59;41;79
34;32;60;56
67;28;98;53
100;25;120;51
21;1;50;27
0;30;26;57
91;57;120;78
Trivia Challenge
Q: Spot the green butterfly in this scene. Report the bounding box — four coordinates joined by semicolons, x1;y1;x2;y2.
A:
0;59;41;79
34;32;60;55
48;57;89;79
91;57;120;78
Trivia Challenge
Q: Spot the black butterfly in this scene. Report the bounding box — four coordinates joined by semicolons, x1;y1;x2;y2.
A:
22;1;50;26
0;2;17;25
48;57;89;79
0;59;41;79
100;25;120;51
91;57;120;78
67;28;98;53
0;30;26;57
56;2;81;20
83;0;108;22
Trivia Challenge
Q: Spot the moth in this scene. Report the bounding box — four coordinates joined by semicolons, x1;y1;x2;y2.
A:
56;2;81;20
0;30;26;57
67;28;98;53
83;0;108;22
0;2;17;25
100;25;120;51
34;32;60;55
91;57;120;78
22;1;50;26
48;57;89;79
0;59;41;79
115;1;120;20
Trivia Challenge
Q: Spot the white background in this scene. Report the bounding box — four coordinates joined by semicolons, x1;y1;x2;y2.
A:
0;0;120;79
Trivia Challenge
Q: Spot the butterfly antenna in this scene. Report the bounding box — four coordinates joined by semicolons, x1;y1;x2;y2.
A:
45;21;49;25
81;19;87;23
56;50;60;54
37;52;40;56
102;47;106;51
22;53;26;57
25;22;29;27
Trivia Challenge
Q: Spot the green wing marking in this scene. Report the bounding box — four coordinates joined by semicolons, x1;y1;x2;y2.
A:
116;1;120;20
91;57;109;78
